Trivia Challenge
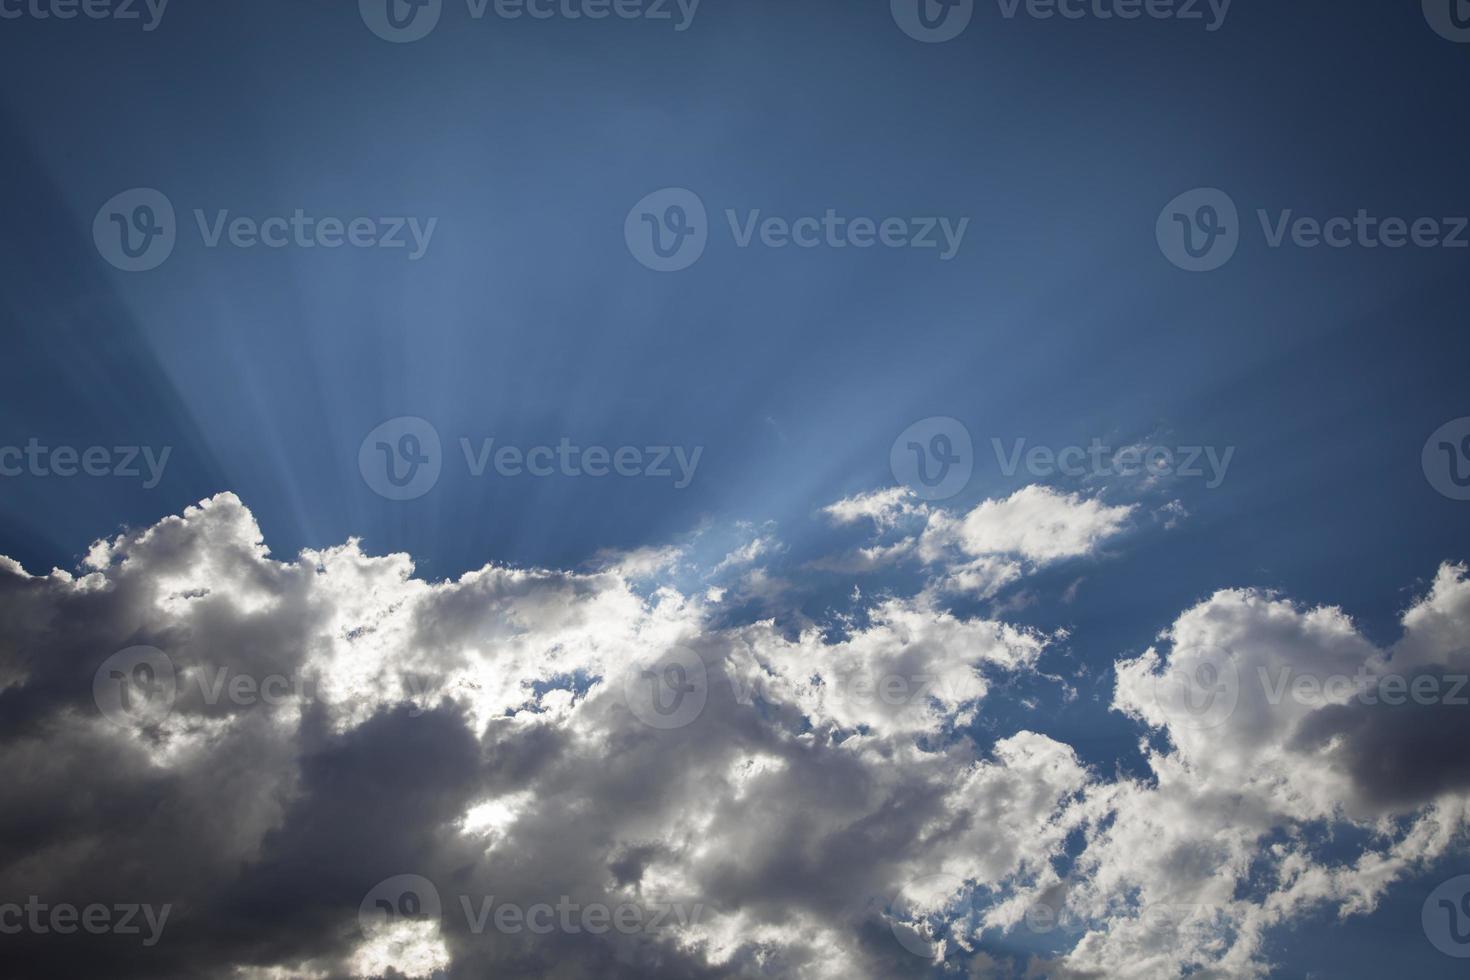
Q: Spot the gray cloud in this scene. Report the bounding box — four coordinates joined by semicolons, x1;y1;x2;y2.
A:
0;495;1468;979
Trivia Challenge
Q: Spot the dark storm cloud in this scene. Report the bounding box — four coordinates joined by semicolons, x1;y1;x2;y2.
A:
1291;667;1470;810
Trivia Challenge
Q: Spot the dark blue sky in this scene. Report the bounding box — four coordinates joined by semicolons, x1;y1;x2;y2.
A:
1;1;1468;975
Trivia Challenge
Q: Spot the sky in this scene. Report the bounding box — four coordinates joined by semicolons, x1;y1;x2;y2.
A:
1;0;1470;977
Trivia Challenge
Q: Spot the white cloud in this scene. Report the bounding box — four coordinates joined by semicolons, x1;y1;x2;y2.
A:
821;487;923;529
2;494;1468;979
818;485;1135;597
934;485;1135;564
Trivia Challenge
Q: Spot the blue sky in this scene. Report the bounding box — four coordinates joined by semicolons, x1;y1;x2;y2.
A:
1;1;1469;977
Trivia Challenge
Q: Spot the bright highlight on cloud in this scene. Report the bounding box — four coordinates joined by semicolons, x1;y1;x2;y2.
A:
0;490;1466;978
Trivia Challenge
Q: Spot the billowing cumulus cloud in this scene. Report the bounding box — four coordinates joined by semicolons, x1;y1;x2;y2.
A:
0;492;1467;978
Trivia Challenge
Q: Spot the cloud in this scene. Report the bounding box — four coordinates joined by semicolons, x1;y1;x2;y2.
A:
1079;568;1470;976
819;486;1135;598
0;495;1467;979
925;486;1135;565
822;488;925;530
